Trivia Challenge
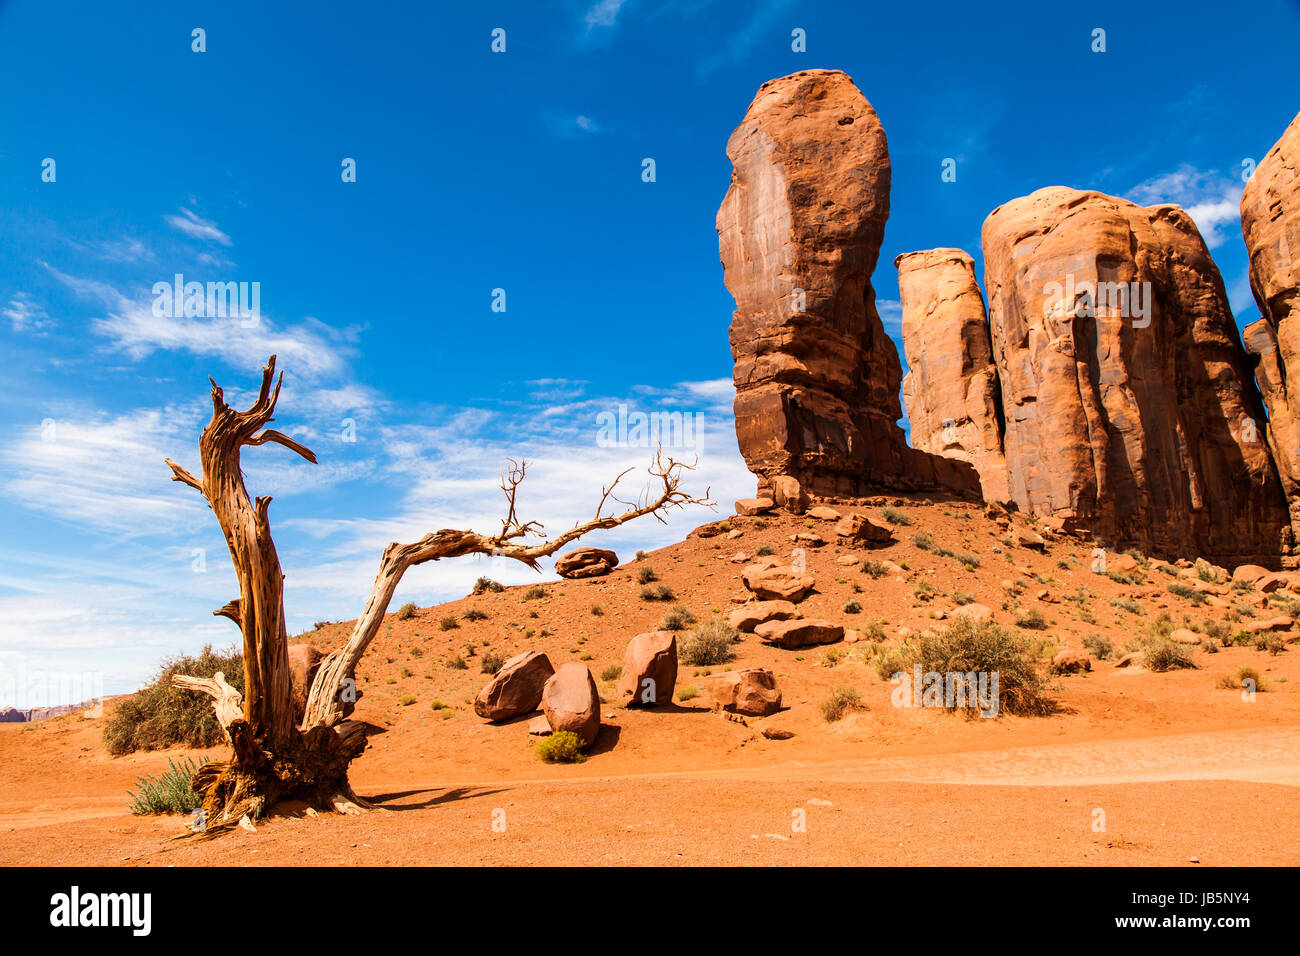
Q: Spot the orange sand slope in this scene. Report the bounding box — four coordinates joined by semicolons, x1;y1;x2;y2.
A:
2;501;1297;866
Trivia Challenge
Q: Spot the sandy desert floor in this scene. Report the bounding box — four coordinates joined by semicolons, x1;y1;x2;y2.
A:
3;499;1297;866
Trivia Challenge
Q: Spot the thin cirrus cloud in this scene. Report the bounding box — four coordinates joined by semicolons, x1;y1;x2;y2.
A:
164;207;233;246
583;0;630;31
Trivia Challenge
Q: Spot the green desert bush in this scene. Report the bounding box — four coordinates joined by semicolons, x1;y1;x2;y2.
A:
1167;582;1207;605
678;618;738;666
600;664;622;682
103;645;244;756
127;757;208;815
535;730;587;763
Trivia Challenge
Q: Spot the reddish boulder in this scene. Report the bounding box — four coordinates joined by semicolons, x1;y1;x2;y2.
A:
982;186;1289;564
287;644;323;723
542;663;600;746
834;513;894;545
728;599;799;632
1242;110;1300;544
742;561;815;602
735;497;774;516
555;547;618;579
617;631;678;707
707;668;782;716
474;651;555;721
754;618;844;649
897;248;1010;502
718;69;979;502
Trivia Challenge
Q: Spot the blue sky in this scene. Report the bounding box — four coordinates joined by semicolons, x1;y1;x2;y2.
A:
2;0;1298;704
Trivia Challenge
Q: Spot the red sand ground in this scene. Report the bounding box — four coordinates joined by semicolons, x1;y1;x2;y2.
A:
2;500;1297;866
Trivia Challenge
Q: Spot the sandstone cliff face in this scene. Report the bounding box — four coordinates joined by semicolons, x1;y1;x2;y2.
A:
981;186;1288;562
718;69;978;503
897;248;1010;503
1242;110;1300;537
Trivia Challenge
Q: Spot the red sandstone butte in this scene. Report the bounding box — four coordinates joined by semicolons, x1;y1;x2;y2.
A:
1242;110;1300;543
897;248;1010;503
981;186;1288;562
717;69;978;506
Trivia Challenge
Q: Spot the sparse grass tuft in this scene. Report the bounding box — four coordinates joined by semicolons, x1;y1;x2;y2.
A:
127;757;208;815
819;685;863;722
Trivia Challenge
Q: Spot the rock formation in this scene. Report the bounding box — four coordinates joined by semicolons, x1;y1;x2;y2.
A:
718;69;978;504
981;186;1288;562
1242;110;1300;540
896;248;1010;502
542;663;600;746
474;650;554;721
555;547;618;579
706;668;782;716
618;631;678;706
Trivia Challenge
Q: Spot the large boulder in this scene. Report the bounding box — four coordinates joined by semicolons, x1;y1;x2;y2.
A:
1242;110;1300;545
707;668;782;716
617;631;678;706
833;513;894;545
741;561;815;602
542;663;601;746
982;186;1289;564
474;651;555;721
897;248;1011;502
728;599;798;632
287;644;324;723
718;69;979;502
754;618;844;649
555;547;618;579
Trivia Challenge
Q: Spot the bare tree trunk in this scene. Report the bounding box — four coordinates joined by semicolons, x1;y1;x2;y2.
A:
166;356;711;830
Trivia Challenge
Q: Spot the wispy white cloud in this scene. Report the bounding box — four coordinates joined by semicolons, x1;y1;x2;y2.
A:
164;207;232;246
544;110;603;137
584;0;630;31
696;0;795;77
1126;164;1244;249
3;293;52;333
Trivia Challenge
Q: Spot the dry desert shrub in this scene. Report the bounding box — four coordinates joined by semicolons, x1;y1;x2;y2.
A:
678;617;738;666
820;685;862;722
915;617;1052;716
103;644;244;756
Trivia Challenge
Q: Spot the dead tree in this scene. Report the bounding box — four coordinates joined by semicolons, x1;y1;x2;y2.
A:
165;355;711;828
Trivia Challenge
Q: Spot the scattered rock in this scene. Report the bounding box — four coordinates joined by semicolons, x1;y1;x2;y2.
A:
735;497;775;516
618;631;678;707
542;663;601;746
950;603;992;623
475;651;555;721
1169;628;1203;645
728;600;799;633
707;668;782;716
834;513;895;545
761;726;794;741
1051;653;1090;675
754;618;844;649
1244;616;1294;634
742;563;815;602
808;506;841;521
555;547;619;579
